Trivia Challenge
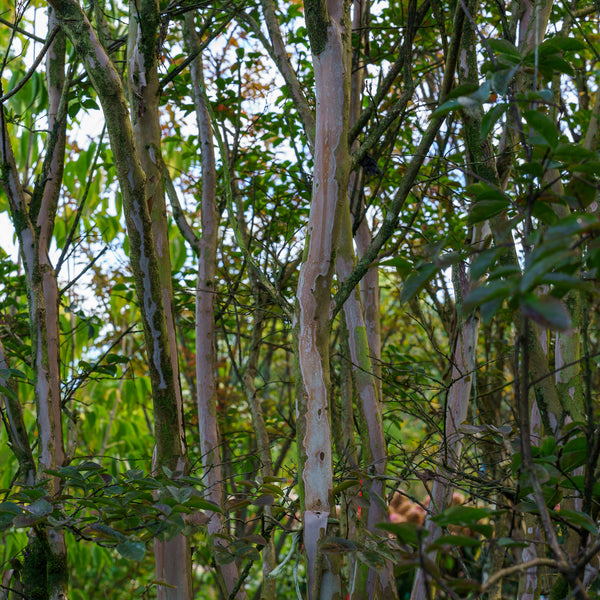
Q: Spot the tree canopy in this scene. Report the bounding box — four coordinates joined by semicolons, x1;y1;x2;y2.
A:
1;0;600;599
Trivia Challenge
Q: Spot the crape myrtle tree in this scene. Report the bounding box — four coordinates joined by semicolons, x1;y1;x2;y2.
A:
1;0;600;599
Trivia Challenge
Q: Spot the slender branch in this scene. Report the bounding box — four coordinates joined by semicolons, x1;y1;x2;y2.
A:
481;558;559;593
160;2;237;91
56;123;105;275
59;246;108;297
0;26;60;103
0;17;46;43
334;2;465;316
164;168;201;254
349;0;430;143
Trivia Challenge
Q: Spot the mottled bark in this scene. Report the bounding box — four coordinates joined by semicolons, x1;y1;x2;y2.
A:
46;4;195;598
296;1;350;598
48;0;183;470
127;1;191;596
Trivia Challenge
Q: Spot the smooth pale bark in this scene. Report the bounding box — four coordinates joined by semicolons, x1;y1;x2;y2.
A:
296;2;350;598
34;7;67;494
0;11;69;598
182;14;246;599
127;1;191;596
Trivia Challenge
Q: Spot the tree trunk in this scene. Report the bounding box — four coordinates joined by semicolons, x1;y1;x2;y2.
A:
296;1;351;598
183;14;246;599
47;3;191;597
0;10;69;598
127;2;191;596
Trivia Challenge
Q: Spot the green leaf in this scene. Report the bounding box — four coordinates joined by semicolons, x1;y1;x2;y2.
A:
496;537;528;548
520;253;570;293
481;103;508;138
467;200;509;225
0;502;23;515
432;505;493;527
400;263;437;304
470;248;499;280
167;485;192;504
0;368;26;379
523;110;559;148
521;294;571;331
560;475;600;496
558;510;597;535
0;384;18;402
380;257;412;277
491;67;518;96
106;354;129;364
117;540;146;561
559;437;587;471
488;38;521;61
357;549;385;571
25;498;53;517
377;522;421;547
432;98;463;118
539;37;586;52
531;201;559;226
554;143;594;163
186;496;222;513
443;84;480;102
463;280;514;312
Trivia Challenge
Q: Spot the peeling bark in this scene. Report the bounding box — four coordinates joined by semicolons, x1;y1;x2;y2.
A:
296;1;350;598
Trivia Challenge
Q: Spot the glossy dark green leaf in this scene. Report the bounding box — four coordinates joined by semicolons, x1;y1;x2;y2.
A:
557;509;597;535
467;200;509;225
463;280;514;312
400;263;437;304
523;110;559;148
488;38;521;61
116;540;146;561
521;294;571;331
481;103;509;137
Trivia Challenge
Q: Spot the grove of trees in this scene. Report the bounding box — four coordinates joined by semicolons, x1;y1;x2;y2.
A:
1;0;600;598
